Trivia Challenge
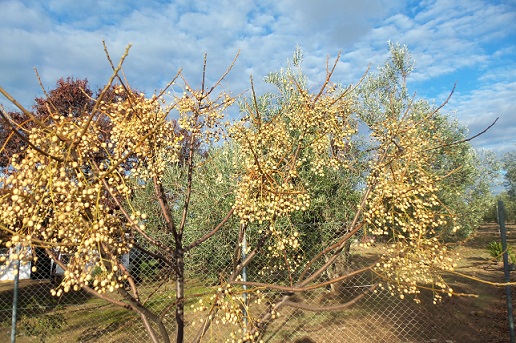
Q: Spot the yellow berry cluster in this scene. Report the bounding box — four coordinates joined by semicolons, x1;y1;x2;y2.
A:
257;224;302;276
176;86;234;144
364;117;458;302
0;88;161;295
231;76;356;226
101;86;182;180
192;283;268;342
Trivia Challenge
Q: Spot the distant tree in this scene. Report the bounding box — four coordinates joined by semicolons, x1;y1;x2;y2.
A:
33;77;94;118
0;109;27;168
485;192;516;224
0;77;96;171
496;151;516;223
503;150;516;199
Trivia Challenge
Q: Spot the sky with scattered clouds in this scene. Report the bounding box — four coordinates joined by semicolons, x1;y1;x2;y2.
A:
0;0;515;154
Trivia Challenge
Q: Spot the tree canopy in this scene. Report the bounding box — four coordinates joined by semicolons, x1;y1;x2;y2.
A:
0;43;497;343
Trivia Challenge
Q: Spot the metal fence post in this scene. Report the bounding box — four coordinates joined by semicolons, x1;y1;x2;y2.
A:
10;245;21;343
498;200;515;343
241;224;248;329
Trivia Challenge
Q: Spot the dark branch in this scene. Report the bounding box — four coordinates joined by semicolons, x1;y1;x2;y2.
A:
426;117;499;152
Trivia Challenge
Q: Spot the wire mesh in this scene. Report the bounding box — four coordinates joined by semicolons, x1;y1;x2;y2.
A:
0;222;491;342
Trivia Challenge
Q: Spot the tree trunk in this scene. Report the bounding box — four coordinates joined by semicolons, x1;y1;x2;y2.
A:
327;239;352;294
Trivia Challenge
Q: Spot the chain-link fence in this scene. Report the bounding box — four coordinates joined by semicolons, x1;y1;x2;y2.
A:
0;223;510;342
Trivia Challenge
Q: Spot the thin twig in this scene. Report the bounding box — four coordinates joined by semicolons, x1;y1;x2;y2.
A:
0;86;45;128
207;51;240;96
0;108;64;162
426;117;499;152
314;52;341;102
184;208;234;252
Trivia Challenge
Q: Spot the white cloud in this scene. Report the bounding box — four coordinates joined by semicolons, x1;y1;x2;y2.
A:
0;0;514;154
443;81;516;154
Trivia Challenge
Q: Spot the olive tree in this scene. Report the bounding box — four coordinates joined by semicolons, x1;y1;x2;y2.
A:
496;151;516;223
503;150;516;199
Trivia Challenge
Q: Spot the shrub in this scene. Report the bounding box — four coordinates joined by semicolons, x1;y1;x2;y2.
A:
487;241;515;264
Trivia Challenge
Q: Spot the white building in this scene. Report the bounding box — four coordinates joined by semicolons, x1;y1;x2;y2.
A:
0;248;32;281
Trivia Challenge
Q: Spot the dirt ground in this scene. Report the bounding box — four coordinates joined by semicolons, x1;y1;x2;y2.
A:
435;223;516;343
256;223;516;343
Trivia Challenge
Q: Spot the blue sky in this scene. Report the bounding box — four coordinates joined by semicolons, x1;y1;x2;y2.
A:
0;0;515;154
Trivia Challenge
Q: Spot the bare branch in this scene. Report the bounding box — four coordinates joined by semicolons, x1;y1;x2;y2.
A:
426;117;499;152
314;52;341;102
71;42;132;153
0;108;64;162
0;86;46;128
153;175;179;238
282;283;378;312
184;208;234;252
207;51;240;96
